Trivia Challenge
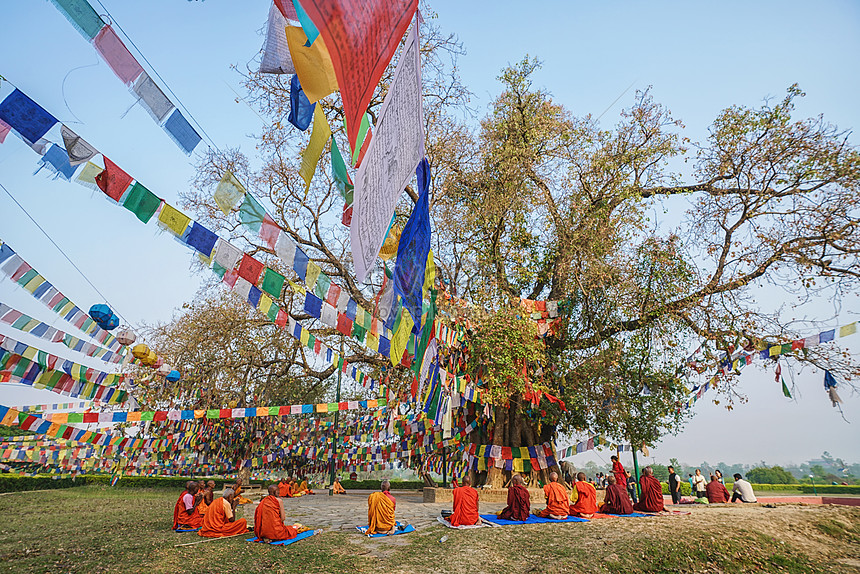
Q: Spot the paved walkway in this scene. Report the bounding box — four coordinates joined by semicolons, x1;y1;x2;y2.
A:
236;489;509;531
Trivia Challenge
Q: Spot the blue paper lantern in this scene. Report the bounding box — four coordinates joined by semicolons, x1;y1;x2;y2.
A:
104;313;120;331
166;370;181;382
89;304;112;324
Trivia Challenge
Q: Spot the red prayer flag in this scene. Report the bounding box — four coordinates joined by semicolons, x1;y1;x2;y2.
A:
275;309;288;327
95;157;133;201
273;0;298;19
342;204;353;226
337;313;353;336
298;0;418;148
237;254;265;284
260;215;280;249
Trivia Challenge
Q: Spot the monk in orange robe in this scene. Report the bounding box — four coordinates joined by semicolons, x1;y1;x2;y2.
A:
498;474;530;521
633;466;665;513
534;472;569;519
199;488;249;538
278;479;291;498
198;480;215;514
599;475;634;514
295;479;314;495
332;477;346;494
611;455;627;488
254;485;299;542
448;475;480;526
367;480;397;535
173;481;204;530
569;472;598;518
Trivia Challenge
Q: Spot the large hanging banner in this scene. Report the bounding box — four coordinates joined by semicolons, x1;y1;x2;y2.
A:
350;20;425;282
299;0;418;150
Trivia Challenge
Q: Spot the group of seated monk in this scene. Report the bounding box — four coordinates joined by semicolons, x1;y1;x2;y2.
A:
277;477;314;498
172;481;206;530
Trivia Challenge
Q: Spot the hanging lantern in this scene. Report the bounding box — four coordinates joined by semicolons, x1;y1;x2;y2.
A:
154;357;164;369
166;370;181;383
132;344;150;361
116;328;136;346
156;364;171;377
89;304;113;329
104;313;120;331
142;349;158;366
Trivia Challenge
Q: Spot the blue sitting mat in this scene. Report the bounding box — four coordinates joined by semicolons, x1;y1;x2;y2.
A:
356;521;415;537
246;529;318;546
604;512;654;518
174;527;201;532
479;514;589;526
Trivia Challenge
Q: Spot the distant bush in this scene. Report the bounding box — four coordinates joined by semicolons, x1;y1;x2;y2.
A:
746;466;797;484
660;482;692;496
799;485;860;495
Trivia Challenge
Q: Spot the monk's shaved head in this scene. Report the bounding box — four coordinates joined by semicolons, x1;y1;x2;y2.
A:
607;475;616;485
462;476;471;486
268;484;278;496
381;480;391;492
206;481;215;489
223;487;235;499
576;472;587;482
186;480;196;490
549;472;559;482
512;474;524;485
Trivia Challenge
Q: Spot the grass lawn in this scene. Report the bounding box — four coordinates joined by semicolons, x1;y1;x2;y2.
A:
0;486;858;573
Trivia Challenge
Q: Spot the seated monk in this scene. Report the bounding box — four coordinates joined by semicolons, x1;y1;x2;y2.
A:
173;481;204;530
534;472;569;519
254;485;299;542
633;466;665;513
448;476;480;526
279;479;292;498
332;477;346;494
199;488;249;538
367;480;397;535
706;475;730;504
230;478;252;505
198;480;215;514
295;479;314;495
498;474;530;521
599;475;634;515
569;472;598;518
288;478;304;497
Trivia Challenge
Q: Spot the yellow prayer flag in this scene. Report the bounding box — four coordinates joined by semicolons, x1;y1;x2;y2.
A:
76;161;102;187
423;250;436;296
300;328;310;346
194;410;206;419
52;413;69;424
839;322;857;337
390;308;414;366
23;276;44;294
126;412;141;422
259;293;273;315
315;403;327;413
285;26;339;103
379;226;402;260
305;261;321;291
214;171;246;215
299;107;332;192
1;408;19;426
157;203;191;237
289;280;306;295
768;346;781;357
366;332;380;352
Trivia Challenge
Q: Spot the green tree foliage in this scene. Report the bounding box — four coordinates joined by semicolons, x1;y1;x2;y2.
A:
747;466;798;484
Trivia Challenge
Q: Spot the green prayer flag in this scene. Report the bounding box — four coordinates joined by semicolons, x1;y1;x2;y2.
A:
352;323;366;344
314;272;331;300
67;413;84;424
239;193;266;233
261;268;286;298
330;139;354;202
781;378;792;398
122;182;162;223
140;412;154;421
212;262;227;279
268;406;280;416
206;409;219;419
267;303;279;322
50;0;106;40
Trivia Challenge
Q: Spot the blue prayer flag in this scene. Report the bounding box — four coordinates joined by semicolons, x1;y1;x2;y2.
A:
39;144;78;180
184;221;219;257
304;293;323;318
293;248;309;280
288;74;315;131
163;109;201;155
248;285;262;307
393;158;431;333
0;89;58;144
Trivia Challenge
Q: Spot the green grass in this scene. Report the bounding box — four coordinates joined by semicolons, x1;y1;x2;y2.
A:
0;486;858;573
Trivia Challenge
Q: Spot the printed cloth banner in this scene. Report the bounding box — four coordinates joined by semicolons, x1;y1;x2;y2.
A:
95;157;133;201
288;74;315;131
121;182;162;224
285;26;339;104
60;125;98;166
298;0;419;149
157;203;191;237
162;109;201;155
393;158;431;330
260;3;296;74
350;19;425;282
299;107;332;191
49;0;106;39
0;89;58;144
93;25;144;85
38;144;78;181
0;119;10;144
132;72;175;122
214;170;246;215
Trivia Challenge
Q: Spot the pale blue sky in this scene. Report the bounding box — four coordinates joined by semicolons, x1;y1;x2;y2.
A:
0;0;857;466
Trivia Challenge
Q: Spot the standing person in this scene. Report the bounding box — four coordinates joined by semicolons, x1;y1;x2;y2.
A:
688;473;695;494
731;474;758;503
611;455;627;489
626;471;638;504
668;465;682;505
692;469;707;499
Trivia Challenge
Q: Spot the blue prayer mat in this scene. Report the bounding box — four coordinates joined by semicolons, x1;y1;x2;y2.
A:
173;527;201;532
246;529;319;546
356;522;415;537
479;514;589;526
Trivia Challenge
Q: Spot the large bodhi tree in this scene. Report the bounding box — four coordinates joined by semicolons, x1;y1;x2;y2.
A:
170;14;857;486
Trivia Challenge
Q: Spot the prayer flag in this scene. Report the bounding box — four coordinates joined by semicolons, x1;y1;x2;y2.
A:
331;138;354;202
184;222;219;258
163;109;201;155
38;144;78;180
75;161;102;189
237;254;265;284
212;240;242;272
49;0;105;39
260;3;296;75
239;193;267;233
285;26;339;103
121;182;161;223
0;89;58;144
393;158;431;331
214;170;246;215
299;107;332;192
93;25;143;85
261;268;285;298
298;0;418;149
95;157;133;201
132;72;174;122
288;74;315;131
60;125;97;166
274;0;298;20
390;307;414;366
157;203;191;237
293;0;320;44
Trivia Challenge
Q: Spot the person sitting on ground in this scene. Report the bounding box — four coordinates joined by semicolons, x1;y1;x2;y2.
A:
599;474;634;515
448;475;480;526
295;478;314;495
706;474;730;503
289;478;306;497
633;466;665;513
498;474;530;521
332;476;347;494
173;481;204;530
199;487;249;538
611;455;627;489
254;485;300;542
367;480;398;535
279;478;291;498
731;473;757;503
200;480;215;513
569;472;599;518
534;471;569;519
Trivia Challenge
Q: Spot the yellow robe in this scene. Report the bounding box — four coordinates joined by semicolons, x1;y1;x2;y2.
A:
367;491;396;534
